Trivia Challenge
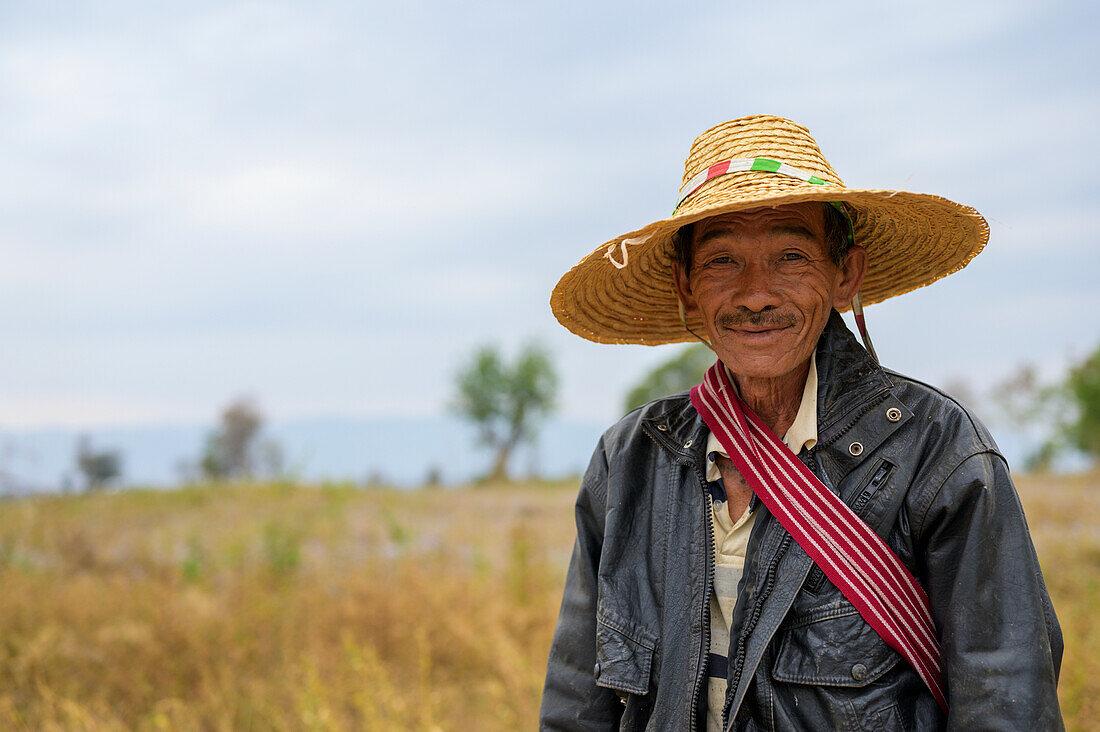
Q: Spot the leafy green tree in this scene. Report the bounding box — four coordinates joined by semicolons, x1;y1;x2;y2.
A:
623;343;715;413
453;344;557;482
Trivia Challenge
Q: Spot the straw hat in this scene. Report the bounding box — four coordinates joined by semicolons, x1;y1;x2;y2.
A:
550;114;988;345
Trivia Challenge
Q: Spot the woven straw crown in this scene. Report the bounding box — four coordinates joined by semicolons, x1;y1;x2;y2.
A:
551;114;988;345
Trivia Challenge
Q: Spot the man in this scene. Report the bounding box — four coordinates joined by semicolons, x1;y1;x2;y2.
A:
541;115;1062;730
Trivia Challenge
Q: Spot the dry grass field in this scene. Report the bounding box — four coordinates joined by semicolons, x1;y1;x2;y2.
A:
0;472;1095;730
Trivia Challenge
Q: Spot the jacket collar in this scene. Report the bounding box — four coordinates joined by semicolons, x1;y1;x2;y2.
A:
814;309;893;441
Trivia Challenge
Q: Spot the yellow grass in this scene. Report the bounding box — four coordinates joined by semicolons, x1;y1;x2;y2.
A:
1016;471;1100;730
0;473;1095;730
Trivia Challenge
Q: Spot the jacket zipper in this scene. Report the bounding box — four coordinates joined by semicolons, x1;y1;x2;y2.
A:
690;463;716;731
804;458;895;595
722;531;792;729
851;460;894;516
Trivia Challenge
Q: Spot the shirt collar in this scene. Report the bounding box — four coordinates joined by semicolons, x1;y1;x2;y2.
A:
704;352;818;482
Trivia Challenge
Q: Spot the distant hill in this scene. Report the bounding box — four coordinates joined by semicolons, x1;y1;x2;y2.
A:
0;411;1051;495
0;415;609;494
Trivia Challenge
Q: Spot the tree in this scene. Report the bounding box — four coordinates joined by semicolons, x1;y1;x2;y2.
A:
452;344;557;482
623;343;715;413
423;464;443;488
1064;344;1100;461
201;398;265;481
76;436;122;491
991;344;1100;470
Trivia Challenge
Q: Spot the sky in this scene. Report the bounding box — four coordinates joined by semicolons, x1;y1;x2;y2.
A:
0;0;1097;433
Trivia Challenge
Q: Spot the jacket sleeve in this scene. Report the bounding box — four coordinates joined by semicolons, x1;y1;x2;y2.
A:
917;450;1064;731
539;437;623;731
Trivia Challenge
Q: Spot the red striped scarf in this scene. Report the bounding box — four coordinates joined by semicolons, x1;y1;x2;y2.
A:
690;361;948;712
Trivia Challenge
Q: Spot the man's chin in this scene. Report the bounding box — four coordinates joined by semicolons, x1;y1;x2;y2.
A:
714;341;807;381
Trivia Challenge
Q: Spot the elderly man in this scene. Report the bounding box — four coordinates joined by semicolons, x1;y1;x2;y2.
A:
541;115;1062;730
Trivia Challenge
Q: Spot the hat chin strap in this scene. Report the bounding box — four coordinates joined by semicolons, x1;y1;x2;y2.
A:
676;296;715;351
851;292;880;364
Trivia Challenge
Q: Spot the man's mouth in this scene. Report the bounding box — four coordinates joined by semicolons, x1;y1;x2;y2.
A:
727;326;791;342
732;325;787;333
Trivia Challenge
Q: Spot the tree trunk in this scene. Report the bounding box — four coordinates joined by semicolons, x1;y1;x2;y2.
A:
487;443;513;483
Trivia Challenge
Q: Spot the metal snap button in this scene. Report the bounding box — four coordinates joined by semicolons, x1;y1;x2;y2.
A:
850;662;868;681
848;441;864;456
594;662;601;678
619;694;628;706
684;439;693;448
886;407;902;422
657;423;668;431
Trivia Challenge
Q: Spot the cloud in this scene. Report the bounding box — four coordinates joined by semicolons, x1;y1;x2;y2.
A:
0;0;1095;428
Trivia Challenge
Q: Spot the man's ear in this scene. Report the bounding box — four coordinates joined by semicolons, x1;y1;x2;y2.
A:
672;262;700;319
833;245;868;310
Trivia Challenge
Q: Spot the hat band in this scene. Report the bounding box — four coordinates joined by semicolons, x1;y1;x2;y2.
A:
675;157;831;211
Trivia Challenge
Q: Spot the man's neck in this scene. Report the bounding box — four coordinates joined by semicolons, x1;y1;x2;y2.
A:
729;359;811;438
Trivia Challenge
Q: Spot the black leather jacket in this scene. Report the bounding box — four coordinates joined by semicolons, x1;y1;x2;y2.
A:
541;312;1063;731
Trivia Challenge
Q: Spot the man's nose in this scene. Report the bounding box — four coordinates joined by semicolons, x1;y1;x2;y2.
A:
734;261;781;312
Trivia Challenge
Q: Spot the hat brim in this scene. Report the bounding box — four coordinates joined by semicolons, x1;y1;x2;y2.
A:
550;183;988;345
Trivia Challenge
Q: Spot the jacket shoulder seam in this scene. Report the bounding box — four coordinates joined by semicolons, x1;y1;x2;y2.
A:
914;449;1009;537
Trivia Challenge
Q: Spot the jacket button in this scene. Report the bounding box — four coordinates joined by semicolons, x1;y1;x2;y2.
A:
850;663;868;681
848;441;864;456
593;662;601;678
657;423;668;431
886;407;902;422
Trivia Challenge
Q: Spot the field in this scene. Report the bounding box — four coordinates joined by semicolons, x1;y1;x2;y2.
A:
0;472;1095;730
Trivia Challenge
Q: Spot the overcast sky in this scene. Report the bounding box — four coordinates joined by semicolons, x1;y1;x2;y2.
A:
0;0;1097;429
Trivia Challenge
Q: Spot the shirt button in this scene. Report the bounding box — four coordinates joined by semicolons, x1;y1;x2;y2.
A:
851;663;868;681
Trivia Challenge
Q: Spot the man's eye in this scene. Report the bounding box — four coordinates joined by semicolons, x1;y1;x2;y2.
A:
705;255;732;266
781;252;806;261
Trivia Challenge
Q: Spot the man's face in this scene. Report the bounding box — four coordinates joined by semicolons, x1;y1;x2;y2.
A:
672;203;866;381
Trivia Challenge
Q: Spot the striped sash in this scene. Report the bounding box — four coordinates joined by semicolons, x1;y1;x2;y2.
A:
690;361;947;712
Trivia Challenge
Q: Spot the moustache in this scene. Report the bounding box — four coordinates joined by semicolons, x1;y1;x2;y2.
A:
716;311;797;330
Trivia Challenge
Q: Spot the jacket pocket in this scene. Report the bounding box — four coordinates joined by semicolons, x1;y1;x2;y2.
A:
770;601;900;687
594;614;656;696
